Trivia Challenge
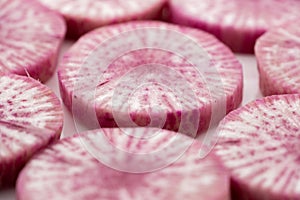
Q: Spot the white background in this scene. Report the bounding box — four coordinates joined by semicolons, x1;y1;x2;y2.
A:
0;40;263;199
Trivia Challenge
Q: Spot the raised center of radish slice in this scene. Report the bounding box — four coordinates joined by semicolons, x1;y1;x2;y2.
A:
0;74;63;187
16;128;230;200
0;0;66;82
215;94;300;199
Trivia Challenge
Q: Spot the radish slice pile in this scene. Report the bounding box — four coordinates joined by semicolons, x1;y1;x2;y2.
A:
215;94;300;199
58;21;243;136
168;0;300;53
0;0;66;82
0;74;63;187
37;0;167;38
255;20;300;96
16;128;229;200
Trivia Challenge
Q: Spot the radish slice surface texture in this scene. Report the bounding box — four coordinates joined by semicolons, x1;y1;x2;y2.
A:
168;0;300;53
58;21;243;137
255;20;300;96
215;94;300;200
0;74;63;187
0;0;66;82
16;128;230;200
37;0;167;38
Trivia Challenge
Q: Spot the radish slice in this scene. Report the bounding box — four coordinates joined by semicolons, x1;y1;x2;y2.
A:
0;0;66;82
215;94;300;199
16;128;230;200
255;20;300;96
0;74;63;187
168;0;300;53
58;21;243;137
37;0;167;38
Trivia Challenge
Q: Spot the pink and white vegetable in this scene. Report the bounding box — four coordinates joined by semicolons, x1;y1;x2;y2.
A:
0;0;66;82
16;128;229;200
168;0;300;53
58;21;243;135
0;74;63;187
37;0;167;38
255;20;300;96
215;94;300;200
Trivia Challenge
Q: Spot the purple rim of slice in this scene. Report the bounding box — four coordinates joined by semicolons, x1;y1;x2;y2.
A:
168;0;300;53
255;20;300;96
0;74;63;187
37;0;167;39
215;94;300;200
0;0;66;82
16;128;229;200
57;21;243;135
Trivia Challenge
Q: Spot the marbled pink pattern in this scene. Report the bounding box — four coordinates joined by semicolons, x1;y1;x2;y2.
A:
0;0;66;82
168;0;300;53
0;74;63;187
17;128;229;200
37;0;167;39
255;20;300;96
215;94;300;200
58;21;243;136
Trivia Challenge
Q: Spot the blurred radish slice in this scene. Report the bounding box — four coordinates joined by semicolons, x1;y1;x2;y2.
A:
16;128;230;200
58;21;243;136
255;20;300;96
168;0;300;53
215;94;300;200
0;0;66;82
0;74;63;187
37;0;167;38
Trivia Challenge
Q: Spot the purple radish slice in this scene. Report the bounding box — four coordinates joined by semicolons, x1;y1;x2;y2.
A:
255;20;300;96
58;21;243;136
168;0;300;53
16;127;230;200
0;0;66;82
36;0;167;39
215;94;300;200
0;74;63;187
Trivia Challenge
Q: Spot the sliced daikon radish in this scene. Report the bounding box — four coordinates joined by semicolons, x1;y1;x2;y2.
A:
255;20;300;96
168;0;300;53
58;21;243;137
17;127;229;200
0;0;66;82
215;94;300;199
0;74;63;187
37;0;167;38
